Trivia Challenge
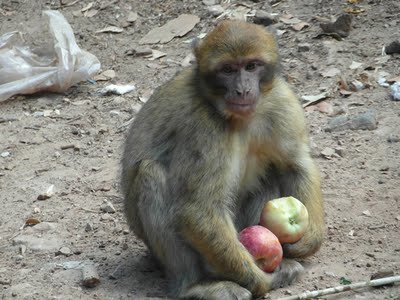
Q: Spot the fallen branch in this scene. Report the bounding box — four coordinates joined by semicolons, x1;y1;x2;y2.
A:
277;275;400;300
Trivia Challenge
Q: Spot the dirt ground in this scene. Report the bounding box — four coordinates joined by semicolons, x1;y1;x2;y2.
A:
1;0;399;299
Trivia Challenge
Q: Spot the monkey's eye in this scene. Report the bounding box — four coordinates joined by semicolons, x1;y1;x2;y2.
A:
245;62;257;71
221;65;235;74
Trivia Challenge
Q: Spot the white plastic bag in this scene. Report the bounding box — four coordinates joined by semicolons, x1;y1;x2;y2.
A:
0;10;100;102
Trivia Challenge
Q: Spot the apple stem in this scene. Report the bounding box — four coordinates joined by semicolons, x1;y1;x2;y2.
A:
276;275;400;300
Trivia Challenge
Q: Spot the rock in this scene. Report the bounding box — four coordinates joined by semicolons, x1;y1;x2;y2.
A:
321;147;335;158
1;151;10;157
387;135;400;143
31;222;56;233
13;235;62;252
56;246;73;257
202;0;218;5
385;41;400;55
298;43;311;52
85;223;94;232
326;110;377;132
100;201;116;213
253;10;277;26
390;82;400;101
207;5;224;17
320;14;352;38
82;264;101;288
112;96;126;105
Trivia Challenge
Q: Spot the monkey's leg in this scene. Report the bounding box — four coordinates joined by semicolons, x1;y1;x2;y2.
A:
130;160;251;299
279;160;325;258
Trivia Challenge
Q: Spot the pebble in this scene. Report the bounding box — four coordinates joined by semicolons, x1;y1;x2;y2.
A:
326;110;377;132
387;135;400;143
100;201;116;213
56;246;73;257
202;0;218;5
254;10;277;26
207;5;224;17
390;82;400;101
298;43;311;52
1;151;10;158
85;223;94;232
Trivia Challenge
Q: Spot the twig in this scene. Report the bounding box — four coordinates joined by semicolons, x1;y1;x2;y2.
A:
277;275;400;300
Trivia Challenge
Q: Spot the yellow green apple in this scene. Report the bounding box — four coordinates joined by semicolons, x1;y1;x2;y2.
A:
260;196;309;244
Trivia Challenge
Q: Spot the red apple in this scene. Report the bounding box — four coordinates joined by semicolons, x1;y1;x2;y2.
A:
239;225;283;272
260;196;309;244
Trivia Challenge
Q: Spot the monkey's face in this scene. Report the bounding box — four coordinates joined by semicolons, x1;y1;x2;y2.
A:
213;59;267;118
194;20;279;121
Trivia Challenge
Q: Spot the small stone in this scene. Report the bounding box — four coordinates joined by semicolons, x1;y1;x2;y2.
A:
298;43;311;52
109;110;120;117
202;0;217;5
254;10;277;26
56;246;73;257
324;271;336;277
390;82;400;101
20;245;27;255
362;210;371;217
283;290;292;295
101;214;112;221
100;201;116;213
321;147;335;158
112;96;126;105
85;223;94;232
207;5;224;17
385;41;400;55
387;135;400;143
1;151;10;158
326;110;377;132
127;11;138;23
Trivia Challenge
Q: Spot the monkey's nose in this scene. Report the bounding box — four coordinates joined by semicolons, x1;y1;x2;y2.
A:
236;88;250;97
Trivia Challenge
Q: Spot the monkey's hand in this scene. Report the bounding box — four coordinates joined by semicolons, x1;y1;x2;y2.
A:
282;220;324;258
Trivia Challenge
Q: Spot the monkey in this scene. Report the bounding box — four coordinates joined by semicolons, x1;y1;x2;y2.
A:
121;20;325;300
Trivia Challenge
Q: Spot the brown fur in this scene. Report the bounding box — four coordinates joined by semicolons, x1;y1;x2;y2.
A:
121;20;324;300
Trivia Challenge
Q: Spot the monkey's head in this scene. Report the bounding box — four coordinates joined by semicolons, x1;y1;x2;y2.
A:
194;20;279;120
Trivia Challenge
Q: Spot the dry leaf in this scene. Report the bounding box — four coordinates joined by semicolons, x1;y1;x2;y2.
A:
139;14;200;44
102;70;116;78
96;26;124;33
81;2;93;12
344;7;365;14
25;218;41;226
301;92;329;107
147;49;167;61
280;17;302;25
95;70;115;81
347;0;362;3
388;76;400;83
85;9;98;18
292;21;309;31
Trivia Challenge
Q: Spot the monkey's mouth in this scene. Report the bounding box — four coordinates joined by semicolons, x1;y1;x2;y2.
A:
225;99;256;116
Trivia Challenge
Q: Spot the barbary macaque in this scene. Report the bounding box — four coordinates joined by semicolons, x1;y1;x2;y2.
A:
121;20;325;300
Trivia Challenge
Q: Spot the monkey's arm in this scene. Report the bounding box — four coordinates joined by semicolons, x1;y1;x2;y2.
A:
280;153;325;258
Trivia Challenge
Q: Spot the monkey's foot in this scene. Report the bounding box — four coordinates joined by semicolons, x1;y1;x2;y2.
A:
271;259;304;289
181;280;252;300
